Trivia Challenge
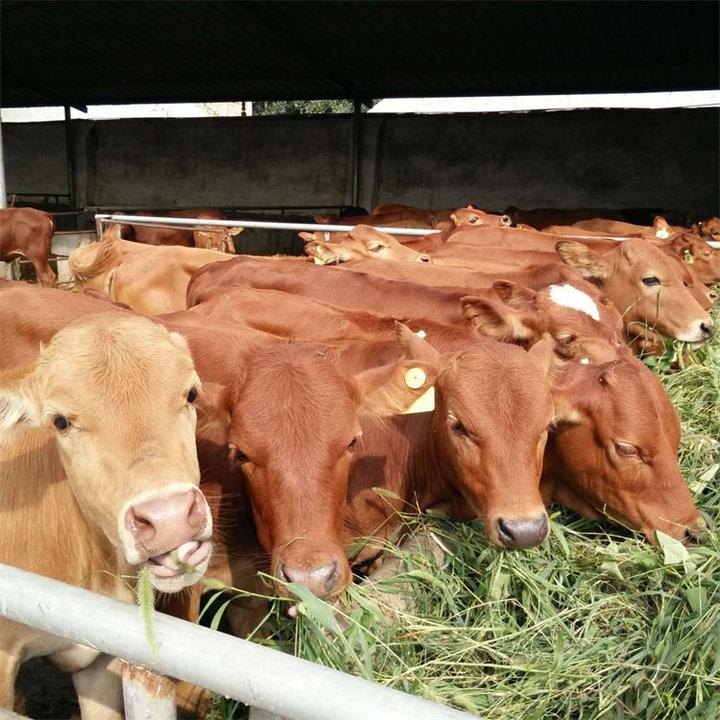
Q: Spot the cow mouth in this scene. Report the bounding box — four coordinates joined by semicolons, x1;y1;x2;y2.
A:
146;539;212;582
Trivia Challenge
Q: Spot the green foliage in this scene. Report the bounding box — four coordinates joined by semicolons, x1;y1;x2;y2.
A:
136;565;158;657
209;321;720;720
253;99;356;115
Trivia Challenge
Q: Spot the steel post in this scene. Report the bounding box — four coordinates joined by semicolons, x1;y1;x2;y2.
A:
0;115;7;209
64;106;77;209
351;99;362;208
122;663;177;720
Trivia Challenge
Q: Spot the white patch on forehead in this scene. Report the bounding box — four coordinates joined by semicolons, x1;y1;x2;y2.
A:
548;284;600;321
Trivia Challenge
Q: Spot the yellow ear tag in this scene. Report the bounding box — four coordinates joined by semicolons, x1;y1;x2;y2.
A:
404;367;426;389
684;249;695;264
403;367;434;414
414;329;427;339
403;386;435;414
313;256;323;264
656;229;670;239
579;357;591;365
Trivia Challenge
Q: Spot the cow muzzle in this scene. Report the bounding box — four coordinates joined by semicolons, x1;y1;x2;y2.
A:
676;318;715;344
494;513;549;549
124;486;212;591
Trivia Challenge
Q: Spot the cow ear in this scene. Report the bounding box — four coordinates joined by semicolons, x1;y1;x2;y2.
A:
0;377;41;435
555;241;609;280
394;321;441;365
528;334;555;378
462;295;534;342
654;216;671;239
354;358;439;417
103;223;123;241
491;280;537;307
195;381;235;436
355;323;442;417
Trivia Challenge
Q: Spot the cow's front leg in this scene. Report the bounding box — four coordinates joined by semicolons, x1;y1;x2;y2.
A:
72;654;123;720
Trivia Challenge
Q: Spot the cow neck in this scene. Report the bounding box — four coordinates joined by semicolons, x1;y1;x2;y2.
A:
345;409;457;563
0;427;123;597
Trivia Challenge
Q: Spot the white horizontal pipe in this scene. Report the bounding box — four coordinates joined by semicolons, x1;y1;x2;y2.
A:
0;564;474;720
94;214;439;236
94;214;720;248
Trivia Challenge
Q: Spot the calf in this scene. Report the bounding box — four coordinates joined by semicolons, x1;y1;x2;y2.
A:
70;229;235;314
301;225;431;264
0;207;56;286
544;356;703;543
0;314;212;714
122;208;240;250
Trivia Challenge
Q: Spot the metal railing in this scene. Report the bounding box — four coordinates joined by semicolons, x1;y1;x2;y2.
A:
0;563;474;720
94;213;439;237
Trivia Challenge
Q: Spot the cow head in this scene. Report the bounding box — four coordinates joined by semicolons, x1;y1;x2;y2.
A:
0;315;212;592
556;238;714;345
194;226;242;254
667;232;720;285
698;216;720;241
544;357;703;543
450;205;512;228
303;226;431;265
460;279;624;362
196;333;438;599
418;331;554;549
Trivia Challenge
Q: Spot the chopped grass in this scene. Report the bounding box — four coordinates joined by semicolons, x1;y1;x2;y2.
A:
211;327;720;720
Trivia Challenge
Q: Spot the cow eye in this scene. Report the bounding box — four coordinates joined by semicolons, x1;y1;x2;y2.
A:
347;436;361;451
368;244;384;253
451;419;470;437
469;216;479;224
556;333;576;346
229;445;249;463
53;415;70;431
187;387;198;404
642;276;661;287
614;440;640;458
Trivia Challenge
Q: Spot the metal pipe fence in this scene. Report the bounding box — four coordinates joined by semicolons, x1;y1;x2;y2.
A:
94;214;440;237
94;213;720;248
0;563;474;720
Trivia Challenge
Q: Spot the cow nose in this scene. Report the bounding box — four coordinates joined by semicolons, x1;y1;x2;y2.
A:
280;561;339;597
496;514;549;549
126;488;207;555
685;524;709;544
701;322;715;339
418;254;432;263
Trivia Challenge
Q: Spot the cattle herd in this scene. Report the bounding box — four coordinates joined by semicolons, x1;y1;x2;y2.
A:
1;202;719;716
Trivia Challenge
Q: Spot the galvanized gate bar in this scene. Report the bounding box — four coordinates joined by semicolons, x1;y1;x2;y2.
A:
94;214;439;236
94;214;720;248
0;564;475;720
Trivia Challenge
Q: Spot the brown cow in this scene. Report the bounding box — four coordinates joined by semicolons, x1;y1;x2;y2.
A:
504;206;624;230
0;313;212;713
189;279;624;363
121;208;241;251
0;207;56;286
189;277;701;545
555;239;714;346
544;356;703;543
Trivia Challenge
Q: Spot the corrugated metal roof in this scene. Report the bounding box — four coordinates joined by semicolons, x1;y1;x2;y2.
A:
2;1;718;109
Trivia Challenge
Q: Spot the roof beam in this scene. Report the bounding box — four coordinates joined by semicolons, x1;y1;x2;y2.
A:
235;3;360;100
3;74;87;112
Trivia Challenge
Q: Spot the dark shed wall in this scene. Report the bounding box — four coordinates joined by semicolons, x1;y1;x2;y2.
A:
4;108;718;218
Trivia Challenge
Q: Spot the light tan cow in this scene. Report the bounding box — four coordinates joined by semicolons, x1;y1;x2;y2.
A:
301;225;432;264
70;229;235;314
0;314;213;716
